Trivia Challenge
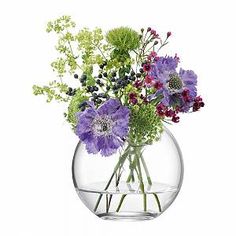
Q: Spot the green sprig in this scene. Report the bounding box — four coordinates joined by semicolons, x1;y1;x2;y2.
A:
32;81;69;103
129;103;163;145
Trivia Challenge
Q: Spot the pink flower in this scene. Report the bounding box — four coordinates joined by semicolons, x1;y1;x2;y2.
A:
129;93;138;105
143;64;151;72
134;80;143;89
167;32;172;38
145;75;154;86
153;81;163;90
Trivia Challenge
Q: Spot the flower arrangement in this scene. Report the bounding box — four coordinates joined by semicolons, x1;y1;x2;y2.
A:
33;16;204;216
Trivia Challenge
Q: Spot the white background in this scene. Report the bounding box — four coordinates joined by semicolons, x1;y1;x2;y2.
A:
0;0;235;235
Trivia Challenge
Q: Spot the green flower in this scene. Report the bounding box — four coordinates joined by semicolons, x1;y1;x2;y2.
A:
129;103;163;145
106;27;140;52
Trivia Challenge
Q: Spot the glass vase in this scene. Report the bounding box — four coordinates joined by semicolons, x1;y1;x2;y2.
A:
72;127;183;221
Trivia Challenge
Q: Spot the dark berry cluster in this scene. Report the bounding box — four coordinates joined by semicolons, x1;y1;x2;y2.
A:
74;73;88;87
78;101;87;112
66;87;76;96
99;61;107;70
91;92;108;104
79;74;87;87
108;70;142;94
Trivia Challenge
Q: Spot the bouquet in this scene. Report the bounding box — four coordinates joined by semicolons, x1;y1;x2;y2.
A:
33;16;204;217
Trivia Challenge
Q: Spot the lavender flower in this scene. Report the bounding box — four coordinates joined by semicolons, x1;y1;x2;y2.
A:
150;56;179;77
76;99;130;156
160;69;197;107
150;56;197;111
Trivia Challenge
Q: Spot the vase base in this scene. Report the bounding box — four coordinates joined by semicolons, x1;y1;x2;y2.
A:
97;211;158;221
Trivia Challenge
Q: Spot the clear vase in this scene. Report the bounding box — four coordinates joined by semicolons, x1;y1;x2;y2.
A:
72;127;183;221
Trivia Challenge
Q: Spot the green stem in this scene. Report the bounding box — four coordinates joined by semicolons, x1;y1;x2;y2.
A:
93;145;131;212
140;155;152;185
127;155;136;183
140;153;162;213
153;193;162;213
116;194;127;212
116;153;138;213
107;164;122;211
106;194;109;213
135;147;147;212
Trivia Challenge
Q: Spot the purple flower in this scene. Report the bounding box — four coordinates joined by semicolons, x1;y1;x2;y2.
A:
159;69;197;107
76;99;130;156
149;56;198;112
179;68;197;98
150;56;179;78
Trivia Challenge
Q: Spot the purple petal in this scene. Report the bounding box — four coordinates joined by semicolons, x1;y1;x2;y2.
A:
97;99;121;115
161;89;170;106
85;136;99;154
111;106;130;121
78;131;94;142
112;125;129;138
179;68;197;86
106;135;123;149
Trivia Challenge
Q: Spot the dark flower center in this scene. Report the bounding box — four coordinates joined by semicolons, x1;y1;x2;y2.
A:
102;123;108;131
168;74;183;91
92;116;113;136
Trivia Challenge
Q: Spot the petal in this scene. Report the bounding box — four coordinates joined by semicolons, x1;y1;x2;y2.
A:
106;135;123;149
179;68;197;86
111;106;130;121
161;89;170;106
85;136;99;154
97;135;120;156
78;107;97;121
97;99;121;115
112;125;129;138
78;130;94;142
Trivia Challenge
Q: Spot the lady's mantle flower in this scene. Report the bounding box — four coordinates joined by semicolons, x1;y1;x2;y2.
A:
76;99;130;156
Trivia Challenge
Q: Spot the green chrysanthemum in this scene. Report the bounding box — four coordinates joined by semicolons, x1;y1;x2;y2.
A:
106;27;140;52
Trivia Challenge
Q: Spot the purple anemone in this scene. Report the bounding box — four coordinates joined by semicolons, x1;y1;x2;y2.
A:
76;99;130;156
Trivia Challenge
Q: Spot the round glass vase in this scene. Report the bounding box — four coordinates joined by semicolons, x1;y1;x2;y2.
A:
72;127;183;221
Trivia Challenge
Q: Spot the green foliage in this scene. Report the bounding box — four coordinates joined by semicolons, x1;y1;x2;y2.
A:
129;104;164;145
75;28;107;72
46;15;76;33
32;81;69;103
106;27;140;52
66;89;88;129
47;17;78;76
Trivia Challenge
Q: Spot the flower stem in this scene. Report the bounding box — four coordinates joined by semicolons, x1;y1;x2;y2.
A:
106;194;109;213
93;145;131;212
126;155;137;183
116;153;138;212
116;194;127;212
140;154;162;213
153;193;162;213
107;164;122;211
140;154;152;185
135;147;147;212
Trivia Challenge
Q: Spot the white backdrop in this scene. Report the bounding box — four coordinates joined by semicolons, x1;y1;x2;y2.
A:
0;0;235;235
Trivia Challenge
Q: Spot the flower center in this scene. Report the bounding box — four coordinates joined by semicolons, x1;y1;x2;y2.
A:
92;116;113;136
168;74;183;91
